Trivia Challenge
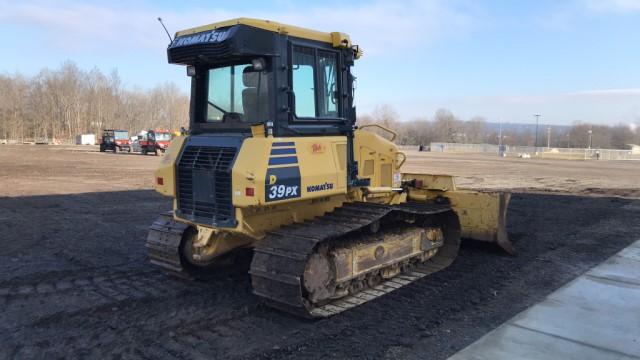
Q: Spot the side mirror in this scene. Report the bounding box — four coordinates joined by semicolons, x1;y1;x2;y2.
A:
251;58;266;71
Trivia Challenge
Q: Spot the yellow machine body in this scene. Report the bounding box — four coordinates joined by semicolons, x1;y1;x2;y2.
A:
155;128;511;261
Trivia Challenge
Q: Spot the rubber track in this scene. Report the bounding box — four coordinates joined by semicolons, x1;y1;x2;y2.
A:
250;201;460;318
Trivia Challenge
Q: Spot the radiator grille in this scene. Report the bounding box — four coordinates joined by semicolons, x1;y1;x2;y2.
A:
176;146;237;226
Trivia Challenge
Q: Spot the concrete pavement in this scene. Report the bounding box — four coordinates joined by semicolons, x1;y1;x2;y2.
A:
449;240;640;360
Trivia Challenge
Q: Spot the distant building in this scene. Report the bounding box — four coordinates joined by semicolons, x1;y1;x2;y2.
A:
626;144;640;155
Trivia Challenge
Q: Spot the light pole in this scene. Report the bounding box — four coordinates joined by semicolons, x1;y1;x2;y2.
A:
533;114;541;153
497;119;506;157
547;126;551;148
588;129;593;149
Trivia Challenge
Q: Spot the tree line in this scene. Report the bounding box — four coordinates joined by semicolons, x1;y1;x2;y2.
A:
358;105;640;150
0;62;189;143
1;63;638;150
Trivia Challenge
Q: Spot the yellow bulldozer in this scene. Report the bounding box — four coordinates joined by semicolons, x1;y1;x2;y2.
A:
147;18;512;318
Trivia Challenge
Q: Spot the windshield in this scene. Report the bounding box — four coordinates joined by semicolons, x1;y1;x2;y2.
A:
155;133;172;141
114;131;128;140
206;63;270;123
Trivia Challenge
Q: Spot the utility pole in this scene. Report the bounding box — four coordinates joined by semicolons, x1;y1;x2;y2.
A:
533;114;541;154
547;126;551;148
497;119;505;157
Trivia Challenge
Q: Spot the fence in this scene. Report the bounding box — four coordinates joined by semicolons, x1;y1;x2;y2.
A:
0;137;76;145
418;142;640;161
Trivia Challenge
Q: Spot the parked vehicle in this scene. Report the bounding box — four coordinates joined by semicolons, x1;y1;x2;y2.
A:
138;129;172;155
99;129;130;153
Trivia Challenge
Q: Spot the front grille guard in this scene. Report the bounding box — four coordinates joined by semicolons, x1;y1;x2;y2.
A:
176;145;238;227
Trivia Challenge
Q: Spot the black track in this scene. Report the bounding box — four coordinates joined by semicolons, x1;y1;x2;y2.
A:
145;212;192;278
250;201;461;317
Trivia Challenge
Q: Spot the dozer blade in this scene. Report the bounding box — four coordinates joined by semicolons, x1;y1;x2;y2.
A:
445;190;513;254
403;173;514;254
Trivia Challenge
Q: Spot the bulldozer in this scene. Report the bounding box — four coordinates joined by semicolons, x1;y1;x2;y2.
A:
147;18;512;318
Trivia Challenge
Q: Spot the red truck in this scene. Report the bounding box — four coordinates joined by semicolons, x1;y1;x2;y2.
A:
138;129;172;155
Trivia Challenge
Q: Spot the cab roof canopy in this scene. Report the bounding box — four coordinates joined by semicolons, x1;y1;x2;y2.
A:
175;17;353;49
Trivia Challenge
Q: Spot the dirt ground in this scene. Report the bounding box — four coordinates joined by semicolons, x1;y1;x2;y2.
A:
2;145;637;198
1;145;639;359
0;145;158;196
404;150;640;198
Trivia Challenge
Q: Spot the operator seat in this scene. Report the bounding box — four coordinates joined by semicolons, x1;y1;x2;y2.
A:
242;67;267;121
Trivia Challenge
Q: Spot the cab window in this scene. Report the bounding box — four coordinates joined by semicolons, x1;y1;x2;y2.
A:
292;46;316;117
206;63;270;122
291;45;340;119
318;51;338;117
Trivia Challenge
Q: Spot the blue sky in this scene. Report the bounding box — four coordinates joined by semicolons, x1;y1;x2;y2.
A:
1;0;639;126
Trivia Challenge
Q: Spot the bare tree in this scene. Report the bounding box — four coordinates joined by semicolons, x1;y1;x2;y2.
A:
0;62;189;143
355;108;638;150
463;116;488;143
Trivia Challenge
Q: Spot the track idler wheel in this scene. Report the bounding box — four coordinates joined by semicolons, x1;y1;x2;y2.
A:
303;252;335;303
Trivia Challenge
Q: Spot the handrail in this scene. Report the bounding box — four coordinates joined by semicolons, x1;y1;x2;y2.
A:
358;124;397;142
396;151;407;169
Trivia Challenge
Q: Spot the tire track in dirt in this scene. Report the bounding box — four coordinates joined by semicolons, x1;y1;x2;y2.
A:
0;267;192;332
3;270;261;359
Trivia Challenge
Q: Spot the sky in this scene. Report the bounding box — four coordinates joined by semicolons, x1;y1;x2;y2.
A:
1;0;639;126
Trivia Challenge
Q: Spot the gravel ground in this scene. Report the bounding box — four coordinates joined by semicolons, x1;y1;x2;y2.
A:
1;145;639;359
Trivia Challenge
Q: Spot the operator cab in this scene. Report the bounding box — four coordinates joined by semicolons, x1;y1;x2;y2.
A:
167;18;360;137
